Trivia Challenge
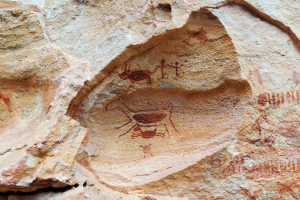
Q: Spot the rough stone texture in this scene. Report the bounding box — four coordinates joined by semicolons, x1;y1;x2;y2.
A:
0;0;300;199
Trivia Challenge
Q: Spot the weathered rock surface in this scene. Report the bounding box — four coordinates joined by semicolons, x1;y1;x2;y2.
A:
0;0;300;199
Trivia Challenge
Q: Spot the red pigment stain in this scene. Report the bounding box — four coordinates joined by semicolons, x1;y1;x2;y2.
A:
0;94;11;112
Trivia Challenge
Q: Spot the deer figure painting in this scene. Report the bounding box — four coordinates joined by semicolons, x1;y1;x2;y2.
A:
105;96;179;138
119;63;158;88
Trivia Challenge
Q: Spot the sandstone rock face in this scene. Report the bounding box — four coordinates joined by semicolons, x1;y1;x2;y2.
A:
0;0;300;199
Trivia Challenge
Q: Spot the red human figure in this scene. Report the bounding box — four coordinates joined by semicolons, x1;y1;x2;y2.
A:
140;144;153;158
156;59;168;79
168;62;184;78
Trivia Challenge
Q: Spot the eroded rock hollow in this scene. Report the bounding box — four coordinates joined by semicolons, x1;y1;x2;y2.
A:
1;0;300;199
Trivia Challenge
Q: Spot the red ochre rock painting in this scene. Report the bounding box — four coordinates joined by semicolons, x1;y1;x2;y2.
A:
69;10;249;188
132;125;166;139
106;96;178;138
293;71;300;86
119;63;159;88
183;27;207;45
257;91;300;106
248;69;263;85
3;1;300;200
222;156;300;177
0;94;11;112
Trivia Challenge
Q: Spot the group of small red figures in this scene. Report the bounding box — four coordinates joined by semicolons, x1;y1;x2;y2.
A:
257;91;300;107
119;59;185;88
222;157;300;175
212;154;300;175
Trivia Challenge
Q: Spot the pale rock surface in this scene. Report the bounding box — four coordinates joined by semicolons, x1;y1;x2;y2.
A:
0;0;300;199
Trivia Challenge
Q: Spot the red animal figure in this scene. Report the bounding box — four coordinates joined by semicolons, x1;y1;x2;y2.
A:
168;62;184;78
0;94;11;112
119;63;158;88
140;144;153;158
156;59;168;79
131;124;165;139
248;69;263;85
183;27;207;45
250;112;300;146
249;111;281;147
105;96;179;138
251;111;276;135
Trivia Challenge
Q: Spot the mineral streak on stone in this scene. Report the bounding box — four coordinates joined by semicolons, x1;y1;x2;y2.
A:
0;0;300;199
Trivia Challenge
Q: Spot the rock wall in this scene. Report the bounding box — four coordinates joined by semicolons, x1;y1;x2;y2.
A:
0;0;300;199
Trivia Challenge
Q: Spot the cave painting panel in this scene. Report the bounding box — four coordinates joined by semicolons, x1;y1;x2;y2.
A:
72;11;251;187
